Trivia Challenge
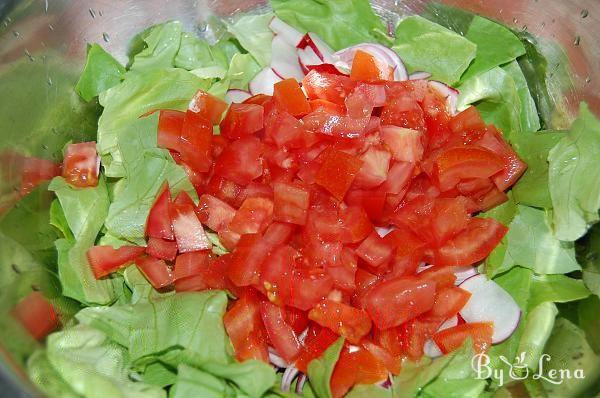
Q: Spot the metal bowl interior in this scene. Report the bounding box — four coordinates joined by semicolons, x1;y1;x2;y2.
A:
0;0;598;396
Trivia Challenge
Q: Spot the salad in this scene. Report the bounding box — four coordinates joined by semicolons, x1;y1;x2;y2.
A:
2;1;600;397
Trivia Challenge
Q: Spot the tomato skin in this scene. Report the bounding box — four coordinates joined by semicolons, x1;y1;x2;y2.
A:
285;306;309;335
434;146;505;192
403;317;442;360
331;344;388;398
429;217;508;266
169;200;212;253
228;197;274;236
188;89;228;124
309;299;372;344
433;322;493;354
381;97;425;131
62;142;99;187
288;269;334;311
302;70;356;106
264;111;307;149
135;256;174;290
362;340;402;375
146;184;174;240
353;146;391;189
315;148;363;200
429;197;471;246
220;103;264;140
260;301;302;362
273;182;310;225
427;286;471;319
260;245;297;305
365;276;437;330
196;194;236;233
356;231;395;268
146;237;178;261
213;136;263;186
295;326;340;373
418;266;457;289
11;292;58;340
340;206;373;243
227;234;272;287
383;227;427;278
273;78;311;117
157;110;185;151
179;110;213;173
173;250;210;281
449;106;486;136
87;245;146;279
476;127;527;191
350;50;394;82
381;126;424;163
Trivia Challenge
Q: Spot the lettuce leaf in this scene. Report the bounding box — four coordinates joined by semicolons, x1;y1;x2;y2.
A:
346;384;392;398
76;44;126;102
169;365;233;398
460;16;525;81
579;224;600;297
548;103;600;241
307;337;344;398
393;16;476;85
174;32;229;75
516;301;558;370
46;325;165;398
128;22;182;74
502;61;540;133
27;350;80;398
578;295;600;354
200;360;277;397
270;0;388;50
227;13;274;67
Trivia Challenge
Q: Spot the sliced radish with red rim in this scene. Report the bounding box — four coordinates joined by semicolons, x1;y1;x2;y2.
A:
249;68;283;95
225;89;252;104
423;316;459;358
269;17;304;47
271;35;305;81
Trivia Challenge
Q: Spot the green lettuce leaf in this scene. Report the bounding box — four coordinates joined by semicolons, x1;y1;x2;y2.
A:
460;16;525;81
129;22;182;74
123;265;174;305
225;53;262;91
27;350;80;398
346;384;392;398
548;103;600;241
138;362;177;388
174;32;229;75
307;337;344;398
502;61;540;133
270;0;389;50
516;301;558;370
169;365;233;398
578;295;600;354
510;130;564;208
227;13;274;67
46;325;165;398
486;205;580;277
579;224;600;297
393;16;476;85
200;360;277;397
76;43;126;102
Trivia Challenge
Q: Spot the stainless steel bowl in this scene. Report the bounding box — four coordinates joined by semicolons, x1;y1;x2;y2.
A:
0;0;598;396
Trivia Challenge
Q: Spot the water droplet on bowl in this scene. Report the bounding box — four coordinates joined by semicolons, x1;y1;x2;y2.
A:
586;76;592;84
47;77;53;86
574;36;580;46
41;144;48;150
512;17;518;24
521;24;528;32
89;8;96;18
12;30;19;38
48;24;54;31
24;49;35;62
102;32;110;42
581;9;589;18
541;21;546;28
99;10;104;16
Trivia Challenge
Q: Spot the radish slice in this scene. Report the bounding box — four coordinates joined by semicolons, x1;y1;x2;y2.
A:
423;316;458;358
409;71;432;80
453;266;479;285
416;263;433;273
335;43;408;81
271;35;305;81
428;80;459;115
298;46;322;72
249;67;282;95
307;33;337;64
269;17;304;47
268;347;289;368
375;226;394;237
225;89;252;103
458;274;521;344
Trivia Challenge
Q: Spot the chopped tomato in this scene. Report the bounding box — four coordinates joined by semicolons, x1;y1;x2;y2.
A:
350;50;393;82
220;103;264;140
273;78;311;116
146;184;174;240
146;237;178;261
302;110;370;139
302;70;356;106
310;99;346;114
418;266;457;289
260;245;297;304
429;197;471;245
345;189;386;221
325;247;358;291
243;94;272;106
224;289;269;362
433;322;493;354
476;186;509;212
11;292;58;340
173;250;210;281
381;97;425;131
179;110;213;173
260;301;302;362
135;256;174;289
362;340;401;375
315;148;363;200
434;146;505;192
157;110;185;151
264;111;307;148
62;142;99;187
205;175;244;206
169;199;211;253
188;89;228;124
384;227;427;277
288;268;334;311
285;306;309;335
345;83;386;119
448;106;486;137
353;146;391;189
87;245;146;279
309;299;372;343
340;206;373;243
476;127;527;191
213;136;263;186
196;194;236;233
373;326;405;357
228;197;274;235
381;162;414;196
381;126;424;162
365;276;436;329
263;222;296;246
295;326;340;372
273;182;310;225
227;234;271;287
403;317;442;360
356;230;395;268
385;80;428;102
331;344;388;398
427;286;471;319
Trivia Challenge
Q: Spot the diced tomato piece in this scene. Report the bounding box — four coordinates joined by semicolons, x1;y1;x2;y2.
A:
385;79;428;102
422;88;453;150
273;78;311;116
188;89;228;124
288;268;334;311
381;97;425;131
345;189;386;221
331;344;388;398
173;250;210;281
340;206;373;243
228;197;274;235
146;237;178;261
243;94;272;106
197;194;236;233
381;126;424;163
302;70;357;106
218;228;242;251
87;245;146;279
325;247;358;291
476;186;509;212
345;83;386;119
264;111;307;149
448;106;486;136
135;256;174;290
240;182;274;203
205;175;243;206
260;301;302;362
302;110;370;139
214;136;263;186
429;197;471;246
17;155;61;196
62;142;99;188
224;289;269;362
362;340;401;375
429;217;508;266
433;322;493;354
434;146;505;192
427;287;471;319
315;148;362;200
179;110;213;173
353;146;391;189
157;110;185;151
356;231;395;268
227;234;272;287
309;99;346;114
384;227;427;278
263;222;296;246
219;103;264;140
285;306;309;335
309;299;372;343
260;245;297;304
373;326;405;357
418;266;457;289
365;276;436;329
456;178;495;197
169;200;212;253
381;162;415;196
295;326;340;373
146;184;174;240
304;208;345;242
273;182;310;225
403;317;442;360
174;253;233;293
11;292;58;340
350;50;393;82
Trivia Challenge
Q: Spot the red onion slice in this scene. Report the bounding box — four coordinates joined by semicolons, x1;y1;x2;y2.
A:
268;347;289;368
281;366;300;392
335;43;408;81
296;374;307;394
428;80;459;115
409;71;432;80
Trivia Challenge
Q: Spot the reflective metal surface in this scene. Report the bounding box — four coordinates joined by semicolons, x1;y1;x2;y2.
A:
0;0;598;396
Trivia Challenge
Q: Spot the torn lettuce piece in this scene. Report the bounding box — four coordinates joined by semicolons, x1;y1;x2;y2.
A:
502;61;540;133
548;103;600;241
27;350;80;398
174;32;229;74
76;43;126;102
128;21;183;74
270;0;389;50
227;13;274;67
393;16;476;85
307;337;345;398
